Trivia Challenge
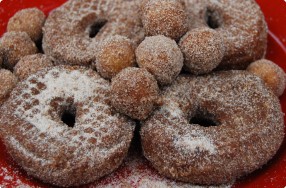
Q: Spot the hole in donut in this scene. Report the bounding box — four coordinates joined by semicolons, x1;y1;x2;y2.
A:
205;7;222;29
61;109;76;128
89;19;107;38
190;114;219;127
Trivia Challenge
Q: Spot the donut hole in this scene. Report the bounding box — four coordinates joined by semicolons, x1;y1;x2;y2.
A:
205;7;222;29
88;19;107;38
60;107;76;128
190;112;220;127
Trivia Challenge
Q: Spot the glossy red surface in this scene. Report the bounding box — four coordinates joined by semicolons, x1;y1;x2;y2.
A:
0;0;285;187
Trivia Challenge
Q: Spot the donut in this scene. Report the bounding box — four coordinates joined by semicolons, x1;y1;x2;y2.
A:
95;35;136;79
0;32;38;70
0;66;135;187
111;67;159;120
14;53;54;80
7;8;46;42
181;0;267;70
247;59;286;97
141;0;189;40
0;69;18;105
140;70;284;185
43;0;144;66
179;27;225;74
136;35;184;85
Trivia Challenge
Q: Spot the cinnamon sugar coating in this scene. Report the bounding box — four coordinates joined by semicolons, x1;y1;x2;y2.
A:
141;71;284;185
7;8;46;42
0;66;135;187
141;0;189;40
136;35;183;85
111;67;159;120
179;27;224;74
182;0;267;70
43;0;144;66
247;59;286;96
14;54;54;80
95;35;136;79
0;32;38;70
0;69;18;105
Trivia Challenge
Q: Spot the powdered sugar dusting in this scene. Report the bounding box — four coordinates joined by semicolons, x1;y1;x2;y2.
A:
94;148;232;188
43;0;144;66
141;71;284;184
15;67;108;135
182;0;267;69
0;66;135;186
0;166;31;187
174;132;216;155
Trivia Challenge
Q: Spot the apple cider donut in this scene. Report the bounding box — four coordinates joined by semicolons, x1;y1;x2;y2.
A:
247;59;286;97
179;27;224;74
95;35;136;79
181;0;267;70
136;35;184;85
0;66;135;187
141;70;284;185
14;54;54;80
7;8;46;42
111;67;160;120
141;0;189;40
0;32;38;70
43;0;144;66
0;69;18;106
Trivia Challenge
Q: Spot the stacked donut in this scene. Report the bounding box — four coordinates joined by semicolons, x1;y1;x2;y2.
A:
0;0;285;187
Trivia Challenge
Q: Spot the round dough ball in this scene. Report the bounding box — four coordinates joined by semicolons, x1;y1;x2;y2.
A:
179;27;225;75
7;8;46;42
0;69;18;105
111;67;159;120
247;59;286;96
142;0;188;40
95;35;136;79
14;54;54;80
136;35;183;85
1;32;38;70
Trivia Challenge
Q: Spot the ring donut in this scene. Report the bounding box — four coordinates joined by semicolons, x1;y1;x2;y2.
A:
180;0;267;70
43;0;144;66
141;71;284;184
0;66;135;187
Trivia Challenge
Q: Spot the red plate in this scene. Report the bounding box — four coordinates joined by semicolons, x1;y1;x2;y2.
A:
0;0;286;187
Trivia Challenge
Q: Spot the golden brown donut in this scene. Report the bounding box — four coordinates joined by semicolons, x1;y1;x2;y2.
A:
0;66;135;187
141;71;284;185
95;35;136;79
136;35;184;85
7;8;46;42
43;0;144;66
247;59;286;97
181;0;267;70
14;54;54;80
179;27;225;74
111;67;160;120
0;69;18;105
141;0;189;40
0;32;38;70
